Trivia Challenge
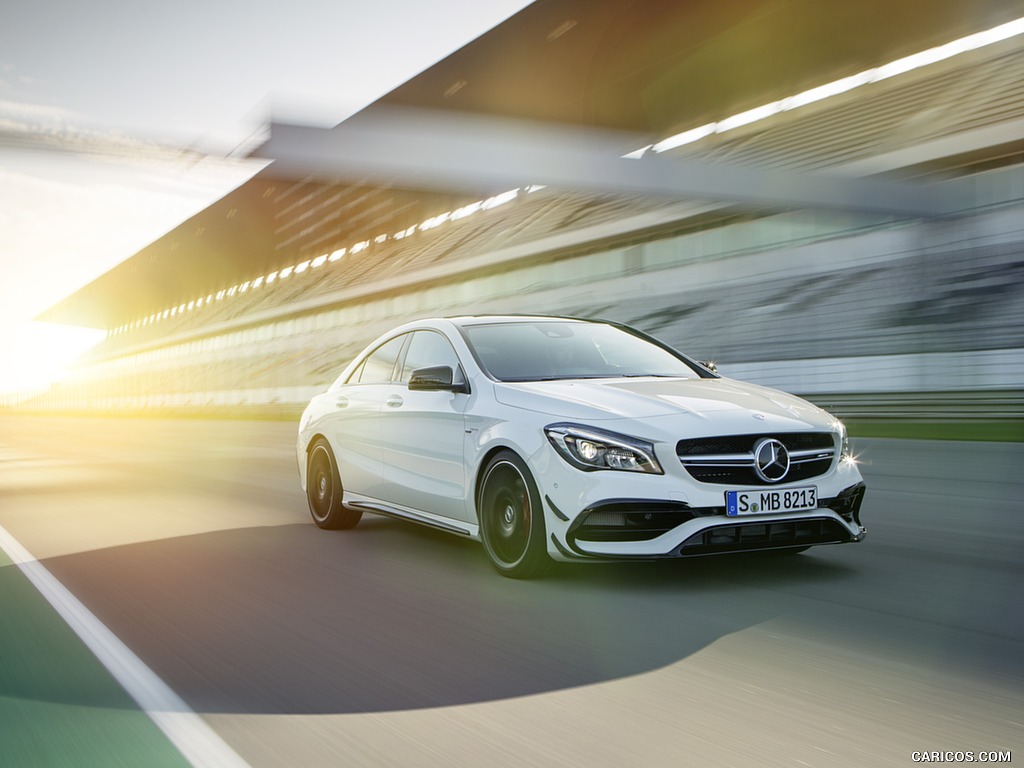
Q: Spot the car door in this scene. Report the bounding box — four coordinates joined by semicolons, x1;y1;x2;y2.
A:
379;329;471;522
324;334;407;499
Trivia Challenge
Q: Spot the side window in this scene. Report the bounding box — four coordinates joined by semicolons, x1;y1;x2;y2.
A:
398;331;463;384
343;359;366;385
350;335;407;384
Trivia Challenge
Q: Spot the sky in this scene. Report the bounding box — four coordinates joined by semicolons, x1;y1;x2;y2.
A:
0;0;534;397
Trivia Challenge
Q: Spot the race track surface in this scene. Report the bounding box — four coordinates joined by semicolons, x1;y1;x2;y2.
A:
1;415;1021;767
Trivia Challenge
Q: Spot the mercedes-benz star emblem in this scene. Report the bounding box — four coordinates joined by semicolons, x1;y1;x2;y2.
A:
754;438;790;482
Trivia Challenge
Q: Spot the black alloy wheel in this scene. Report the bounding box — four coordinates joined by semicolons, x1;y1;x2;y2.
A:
478;450;551;578
306;439;362;530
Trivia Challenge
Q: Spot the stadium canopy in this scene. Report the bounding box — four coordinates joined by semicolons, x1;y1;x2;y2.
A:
38;0;1024;329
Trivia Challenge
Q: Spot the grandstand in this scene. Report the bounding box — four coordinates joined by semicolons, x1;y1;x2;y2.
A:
19;0;1024;422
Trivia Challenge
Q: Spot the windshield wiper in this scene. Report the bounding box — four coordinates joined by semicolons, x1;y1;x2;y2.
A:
503;373;686;382
616;373;684;378
502;374;617;382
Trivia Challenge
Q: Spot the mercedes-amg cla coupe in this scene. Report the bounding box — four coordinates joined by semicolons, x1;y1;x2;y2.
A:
297;316;866;578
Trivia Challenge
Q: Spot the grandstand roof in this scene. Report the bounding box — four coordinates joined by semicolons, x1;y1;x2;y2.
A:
39;0;1024;329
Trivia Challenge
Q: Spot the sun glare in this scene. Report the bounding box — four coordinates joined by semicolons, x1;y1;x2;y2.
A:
0;322;106;397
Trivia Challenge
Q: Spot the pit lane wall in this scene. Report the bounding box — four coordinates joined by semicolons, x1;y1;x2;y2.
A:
12;166;1024;424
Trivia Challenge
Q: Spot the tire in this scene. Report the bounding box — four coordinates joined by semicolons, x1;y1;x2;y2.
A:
478;450;551;579
306;439;362;530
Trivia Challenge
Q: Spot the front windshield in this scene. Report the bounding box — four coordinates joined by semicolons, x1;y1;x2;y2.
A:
462;321;703;382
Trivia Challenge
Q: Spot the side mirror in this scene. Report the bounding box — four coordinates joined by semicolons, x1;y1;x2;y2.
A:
408;365;469;393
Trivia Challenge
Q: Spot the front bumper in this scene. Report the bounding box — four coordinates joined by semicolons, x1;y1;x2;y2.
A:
540;444;867;561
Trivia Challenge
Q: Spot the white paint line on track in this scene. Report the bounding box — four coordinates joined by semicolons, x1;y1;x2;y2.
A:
0;523;252;768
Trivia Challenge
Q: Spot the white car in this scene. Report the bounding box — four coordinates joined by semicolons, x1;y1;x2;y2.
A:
297;316;866;578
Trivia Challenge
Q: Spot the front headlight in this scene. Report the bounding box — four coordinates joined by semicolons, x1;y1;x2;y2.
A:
837;420;850;458
545;423;663;474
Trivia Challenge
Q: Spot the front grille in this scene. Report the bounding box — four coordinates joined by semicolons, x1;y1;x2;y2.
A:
677;432;836;486
676;517;852;555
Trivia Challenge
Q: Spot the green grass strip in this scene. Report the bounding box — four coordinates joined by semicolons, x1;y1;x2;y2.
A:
0;547;192;768
847;419;1024;442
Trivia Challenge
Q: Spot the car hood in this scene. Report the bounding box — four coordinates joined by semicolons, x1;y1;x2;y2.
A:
493;377;835;431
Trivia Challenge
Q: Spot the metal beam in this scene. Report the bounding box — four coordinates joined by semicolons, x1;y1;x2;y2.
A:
252;107;959;218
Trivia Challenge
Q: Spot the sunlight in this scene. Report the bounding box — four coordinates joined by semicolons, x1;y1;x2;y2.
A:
0;321;105;397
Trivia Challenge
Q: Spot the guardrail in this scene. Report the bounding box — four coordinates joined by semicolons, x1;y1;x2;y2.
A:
808;390;1024;421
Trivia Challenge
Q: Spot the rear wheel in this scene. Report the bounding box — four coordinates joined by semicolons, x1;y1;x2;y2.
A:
478;451;551;578
306;439;362;530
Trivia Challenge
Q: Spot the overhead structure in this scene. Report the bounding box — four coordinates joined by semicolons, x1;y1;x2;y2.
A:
37;0;1024;330
254;108;957;218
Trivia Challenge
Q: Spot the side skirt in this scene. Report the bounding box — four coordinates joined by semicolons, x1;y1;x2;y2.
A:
345;493;479;538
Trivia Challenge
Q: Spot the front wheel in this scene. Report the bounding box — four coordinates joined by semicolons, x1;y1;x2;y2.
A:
306;439;362;530
478;451;551;579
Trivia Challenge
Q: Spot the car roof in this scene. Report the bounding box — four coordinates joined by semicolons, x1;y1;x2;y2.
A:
445;314;599;327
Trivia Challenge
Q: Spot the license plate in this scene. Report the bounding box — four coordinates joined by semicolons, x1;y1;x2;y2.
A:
726;487;817;516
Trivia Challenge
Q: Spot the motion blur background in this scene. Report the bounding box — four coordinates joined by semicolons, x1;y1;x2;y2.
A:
3;1;1023;438
2;4;1023;766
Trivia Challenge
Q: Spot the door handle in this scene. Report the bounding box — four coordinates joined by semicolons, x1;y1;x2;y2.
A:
386;394;404;408
335;396;349;408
